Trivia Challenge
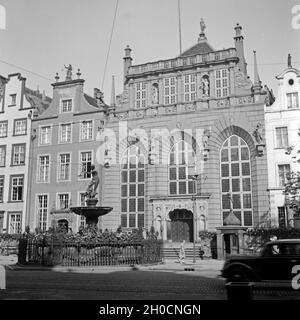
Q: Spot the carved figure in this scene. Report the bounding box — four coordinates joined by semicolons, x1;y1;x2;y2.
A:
64;64;73;80
253;123;263;144
84;165;100;200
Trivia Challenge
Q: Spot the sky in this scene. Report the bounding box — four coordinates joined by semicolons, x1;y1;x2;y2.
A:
0;0;299;101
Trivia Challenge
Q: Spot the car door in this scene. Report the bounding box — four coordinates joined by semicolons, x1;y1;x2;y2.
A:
281;243;300;281
257;244;286;280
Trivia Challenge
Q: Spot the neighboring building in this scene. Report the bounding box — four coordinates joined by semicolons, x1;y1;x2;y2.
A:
0;73;51;234
26;67;108;232
99;21;270;258
265;55;300;228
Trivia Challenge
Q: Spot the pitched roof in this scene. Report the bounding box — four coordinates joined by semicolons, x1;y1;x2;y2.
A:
24;87;52;115
180;41;215;57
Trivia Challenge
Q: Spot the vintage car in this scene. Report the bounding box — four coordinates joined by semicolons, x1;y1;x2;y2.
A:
221;239;300;282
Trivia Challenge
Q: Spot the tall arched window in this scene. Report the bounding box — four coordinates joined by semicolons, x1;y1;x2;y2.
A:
220;135;253;226
169;134;196;195
121;145;145;228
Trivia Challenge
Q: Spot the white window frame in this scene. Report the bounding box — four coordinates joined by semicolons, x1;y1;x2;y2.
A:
275;126;289;149
0;145;6;167
8;212;22;234
215;69;230;98
36;194;49;232
164;77;177;105
220;135;253;227
184;74;196;103
80;120;94;142
287;92;299;109
56;192;71;210
59;123;72;144
39;125;52;146
14;119;27;136
0;121;8;138
10;175;24;202
135;82;147;109
277;163;291;187
0;176;4;202
60;98;73;113
57;153;71;182
78;150;93;180
12;144;26;166
78;191;87;230
37;154;51;183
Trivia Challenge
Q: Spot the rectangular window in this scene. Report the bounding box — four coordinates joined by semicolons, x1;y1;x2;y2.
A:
37;195;48;232
57;193;70;210
61;99;72;113
37;155;50;183
79;151;92;179
8;213;21;234
287;92;299;109
81;121;93;141
0;121;8;138
215;69;230;98
39;126;52;145
10;94;17;106
184;74;196;102
275;127;288;148
0;176;4;202
278;207;286;228
10;176;24;201
12;144;25;166
135;82;147;108
0;145;6;166
278;164;290;187
164;77;177;105
14;119;27;136
59;123;72;143
0;212;4;233
58;153;71;181
78;193;87;229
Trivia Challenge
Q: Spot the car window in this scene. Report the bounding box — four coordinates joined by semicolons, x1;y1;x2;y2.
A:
281;244;300;255
270;244;281;255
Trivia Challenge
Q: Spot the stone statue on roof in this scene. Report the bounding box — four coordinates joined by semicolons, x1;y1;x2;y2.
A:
64;64;73;81
200;18;206;34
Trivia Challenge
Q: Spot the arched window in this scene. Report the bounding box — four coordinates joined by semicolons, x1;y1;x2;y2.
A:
220;135;253;226
121;145;145;228
169;134;196;195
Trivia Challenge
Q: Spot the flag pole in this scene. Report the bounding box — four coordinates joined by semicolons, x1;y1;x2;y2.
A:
178;0;182;55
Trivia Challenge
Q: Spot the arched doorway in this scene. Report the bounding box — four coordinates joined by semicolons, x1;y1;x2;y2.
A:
169;209;193;242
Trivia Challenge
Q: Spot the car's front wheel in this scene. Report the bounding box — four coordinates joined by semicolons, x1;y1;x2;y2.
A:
227;266;252;282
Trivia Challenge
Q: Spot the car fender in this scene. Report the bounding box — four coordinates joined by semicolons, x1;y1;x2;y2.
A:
223;262;259;280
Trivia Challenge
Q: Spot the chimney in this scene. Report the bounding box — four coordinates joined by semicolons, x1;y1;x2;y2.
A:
123;45;132;86
234;23;247;75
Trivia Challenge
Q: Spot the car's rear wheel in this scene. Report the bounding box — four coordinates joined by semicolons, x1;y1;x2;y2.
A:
227;267;251;282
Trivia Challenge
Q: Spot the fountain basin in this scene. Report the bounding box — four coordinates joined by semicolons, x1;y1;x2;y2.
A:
70;206;113;229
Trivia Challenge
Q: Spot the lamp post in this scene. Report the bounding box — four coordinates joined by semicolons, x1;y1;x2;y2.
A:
191;174;201;263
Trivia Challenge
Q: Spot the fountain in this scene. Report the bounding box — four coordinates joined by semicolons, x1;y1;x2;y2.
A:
70;165;112;229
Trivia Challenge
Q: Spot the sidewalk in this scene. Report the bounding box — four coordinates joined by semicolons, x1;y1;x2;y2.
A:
1;255;225;278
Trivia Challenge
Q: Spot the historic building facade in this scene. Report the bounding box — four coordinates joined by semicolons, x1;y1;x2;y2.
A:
26;67;108;232
98;21;270;257
265;55;300;228
0;73;51;233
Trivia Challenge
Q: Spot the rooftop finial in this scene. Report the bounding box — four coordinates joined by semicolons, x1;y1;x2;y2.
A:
77;68;82;79
288;53;292;68
55;73;60;82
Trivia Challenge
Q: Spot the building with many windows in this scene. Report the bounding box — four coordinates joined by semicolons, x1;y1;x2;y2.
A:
265;55;300;228
26;68;108;232
98;21;270;258
0;73;51;233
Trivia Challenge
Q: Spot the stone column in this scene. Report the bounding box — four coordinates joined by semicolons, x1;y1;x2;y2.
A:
216;229;223;260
